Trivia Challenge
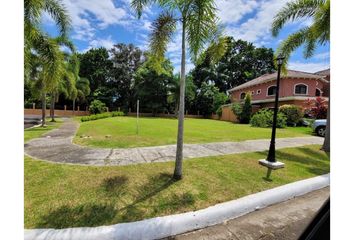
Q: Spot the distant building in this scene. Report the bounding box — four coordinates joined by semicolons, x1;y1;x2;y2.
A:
227;69;330;109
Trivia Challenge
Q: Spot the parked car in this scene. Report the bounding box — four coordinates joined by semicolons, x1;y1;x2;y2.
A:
312;119;327;137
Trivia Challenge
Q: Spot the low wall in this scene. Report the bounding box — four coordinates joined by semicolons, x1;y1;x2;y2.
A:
24;108;89;117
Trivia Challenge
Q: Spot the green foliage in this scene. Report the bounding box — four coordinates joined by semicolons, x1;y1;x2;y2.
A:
279;104;304;126
231;93;252;124
231;103;242;116
192;37;275;92
81;111;125;122
89;100;107;115
213;92;228;113
240;93;252;124
250;109;287;128
216;106;223;118
134;56;174;114
272;0;330;69
195;83;223;116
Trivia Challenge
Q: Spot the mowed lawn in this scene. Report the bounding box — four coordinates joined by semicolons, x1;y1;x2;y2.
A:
74;117;313;148
25;144;329;229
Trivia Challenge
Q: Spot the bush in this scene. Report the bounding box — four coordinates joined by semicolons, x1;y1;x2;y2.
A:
279;105;303;126
216;106;223;118
230;92;252;124
89;100;107;114
81;111;125;122
250;109;287;128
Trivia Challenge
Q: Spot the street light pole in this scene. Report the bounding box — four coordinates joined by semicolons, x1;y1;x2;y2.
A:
258;55;285;179
266;55;284;162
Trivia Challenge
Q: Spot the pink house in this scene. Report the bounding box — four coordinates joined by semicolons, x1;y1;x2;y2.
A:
227;69;330;109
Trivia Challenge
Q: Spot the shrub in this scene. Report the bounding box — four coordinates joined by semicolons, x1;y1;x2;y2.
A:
250;109;287;128
216;106;223;118
305;97;327;119
240;93;252;124
89;100;107;114
279;105;303;126
231;92;252;124
81;111;124;122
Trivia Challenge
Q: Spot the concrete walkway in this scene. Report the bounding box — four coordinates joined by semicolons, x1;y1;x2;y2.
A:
24;118;324;166
166;187;329;240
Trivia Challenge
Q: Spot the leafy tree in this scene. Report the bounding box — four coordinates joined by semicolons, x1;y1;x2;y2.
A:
78;48;112;105
132;0;223;180
272;0;330;152
192;37;275;93
76;77;91;105
134;56;174;115
195;83;225;116
109;43;145;110
167;74;196;115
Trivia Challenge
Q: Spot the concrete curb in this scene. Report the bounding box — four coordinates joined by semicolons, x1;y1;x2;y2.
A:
25;174;329;240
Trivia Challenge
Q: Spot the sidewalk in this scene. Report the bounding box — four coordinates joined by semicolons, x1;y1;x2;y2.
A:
25;118;324;166
166;187;329;240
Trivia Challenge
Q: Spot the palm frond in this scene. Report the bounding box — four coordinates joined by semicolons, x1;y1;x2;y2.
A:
44;0;71;36
272;0;325;37
149;11;177;60
275;27;312;70
131;0;155;18
186;0;219;61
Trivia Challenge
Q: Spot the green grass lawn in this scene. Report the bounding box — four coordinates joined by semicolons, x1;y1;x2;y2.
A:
74;117;313;148
24;119;63;142
25;144;329;229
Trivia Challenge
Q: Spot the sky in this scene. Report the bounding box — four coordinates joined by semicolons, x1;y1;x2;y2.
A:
43;0;330;74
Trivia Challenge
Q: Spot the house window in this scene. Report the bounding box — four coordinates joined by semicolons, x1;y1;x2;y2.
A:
240;92;246;100
294;84;308;95
257;89;261;95
315;88;322;96
267;86;277;96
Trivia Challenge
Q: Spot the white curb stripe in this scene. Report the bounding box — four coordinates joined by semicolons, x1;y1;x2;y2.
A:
25;174;330;240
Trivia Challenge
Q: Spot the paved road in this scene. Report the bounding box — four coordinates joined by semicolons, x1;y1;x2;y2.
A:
25;118;324;166
166;187;329;240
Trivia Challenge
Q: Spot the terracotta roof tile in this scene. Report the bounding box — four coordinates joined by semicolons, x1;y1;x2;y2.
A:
228;69;327;92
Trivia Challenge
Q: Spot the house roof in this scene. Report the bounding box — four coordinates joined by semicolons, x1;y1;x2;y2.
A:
315;68;330;76
228;69;328;93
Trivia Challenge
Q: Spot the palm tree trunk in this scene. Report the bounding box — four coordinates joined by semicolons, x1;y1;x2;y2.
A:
174;19;186;180
41;92;46;127
322;97;330;152
50;93;55;122
73;99;75;114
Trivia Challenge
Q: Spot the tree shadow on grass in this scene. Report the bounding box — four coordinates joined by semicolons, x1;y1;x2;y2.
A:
101;175;128;197
36;204;117;228
276;148;330;175
119;172;195;222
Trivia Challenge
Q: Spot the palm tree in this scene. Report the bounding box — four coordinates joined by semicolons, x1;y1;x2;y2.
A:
132;0;222;180
25;0;71;125
271;0;330;152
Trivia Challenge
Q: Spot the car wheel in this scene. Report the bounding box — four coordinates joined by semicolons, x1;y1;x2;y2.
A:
316;126;326;137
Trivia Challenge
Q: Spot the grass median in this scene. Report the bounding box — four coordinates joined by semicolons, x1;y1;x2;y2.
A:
25;144;329;229
74;117;313;148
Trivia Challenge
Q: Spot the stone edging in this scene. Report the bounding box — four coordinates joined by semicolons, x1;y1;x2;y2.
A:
24;174;330;240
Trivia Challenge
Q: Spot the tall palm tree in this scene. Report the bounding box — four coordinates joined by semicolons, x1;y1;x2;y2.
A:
132;0;223;180
25;0;71;125
271;0;330;152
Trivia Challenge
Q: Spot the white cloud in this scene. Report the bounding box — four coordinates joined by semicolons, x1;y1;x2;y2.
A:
216;0;258;24
288;61;330;73
62;0;127;41
80;35;115;52
313;52;330;61
224;0;290;44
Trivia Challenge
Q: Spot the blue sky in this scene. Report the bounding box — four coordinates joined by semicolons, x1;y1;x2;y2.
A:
43;0;330;74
